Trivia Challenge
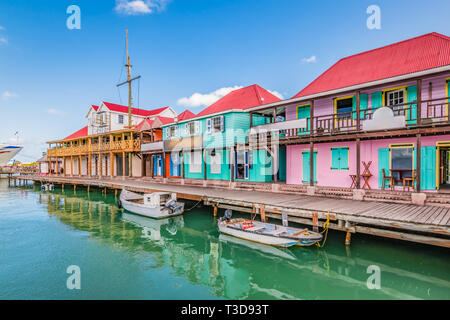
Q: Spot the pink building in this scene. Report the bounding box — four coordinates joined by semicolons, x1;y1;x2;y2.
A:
248;32;450;193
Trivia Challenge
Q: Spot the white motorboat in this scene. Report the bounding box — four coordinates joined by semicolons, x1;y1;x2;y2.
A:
218;210;322;248
0;144;23;166
118;189;185;219
122;212;184;241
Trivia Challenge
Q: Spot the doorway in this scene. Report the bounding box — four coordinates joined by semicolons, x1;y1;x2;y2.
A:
438;147;450;190
235;151;249;180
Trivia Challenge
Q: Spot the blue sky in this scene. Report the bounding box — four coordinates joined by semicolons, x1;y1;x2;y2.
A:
1;0;449;162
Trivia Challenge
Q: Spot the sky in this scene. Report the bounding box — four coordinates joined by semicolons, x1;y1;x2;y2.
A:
0;0;449;162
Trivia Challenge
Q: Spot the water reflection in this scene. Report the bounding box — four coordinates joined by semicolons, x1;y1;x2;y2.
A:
37;188;450;300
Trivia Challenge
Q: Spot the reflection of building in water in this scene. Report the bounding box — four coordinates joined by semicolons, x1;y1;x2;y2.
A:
39;190;450;300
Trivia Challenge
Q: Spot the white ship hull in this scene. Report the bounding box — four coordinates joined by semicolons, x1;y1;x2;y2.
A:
0;144;23;166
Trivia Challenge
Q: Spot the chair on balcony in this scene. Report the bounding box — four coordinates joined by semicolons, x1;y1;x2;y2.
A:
403;170;416;192
381;169;394;191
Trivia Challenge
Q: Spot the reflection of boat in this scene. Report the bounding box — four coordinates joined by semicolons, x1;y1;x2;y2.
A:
122;212;184;241
118;189;184;219
218;211;322;247
219;234;296;260
0;144;23;166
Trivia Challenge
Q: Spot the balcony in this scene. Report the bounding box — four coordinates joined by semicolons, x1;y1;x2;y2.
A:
250;97;449;143
47;140;141;157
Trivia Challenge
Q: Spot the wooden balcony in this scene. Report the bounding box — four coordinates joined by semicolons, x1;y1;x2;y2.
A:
250;97;450;144
47;140;141;157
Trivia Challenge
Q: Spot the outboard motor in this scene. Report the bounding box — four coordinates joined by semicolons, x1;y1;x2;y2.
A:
220;209;233;222
165;199;183;214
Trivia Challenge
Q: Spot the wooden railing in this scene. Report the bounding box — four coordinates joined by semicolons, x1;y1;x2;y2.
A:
47;140;141;157
251;97;449;141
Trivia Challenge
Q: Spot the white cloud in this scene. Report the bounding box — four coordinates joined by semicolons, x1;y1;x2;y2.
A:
0;37;7;45
301;55;317;63
268;90;284;99
2;91;18;100
178;86;243;108
114;0;170;15
0;26;4;30
47;108;66;116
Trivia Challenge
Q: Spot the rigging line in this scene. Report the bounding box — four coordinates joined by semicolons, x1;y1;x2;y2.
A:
137;77;140;109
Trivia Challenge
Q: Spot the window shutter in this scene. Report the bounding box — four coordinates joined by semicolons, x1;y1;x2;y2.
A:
420;146;436;190
331;149;340;170
406;85;418;125
352;96;357;120
360;94;368;120
220;116;225;132
340;148;349;170
185;123;189;135
195;121;201;134
206;119;212;134
378;148;390;188
371;92;383;109
174;126;178;137
248;150;253;169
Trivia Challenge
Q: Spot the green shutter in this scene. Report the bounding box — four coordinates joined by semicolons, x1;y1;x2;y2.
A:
372;92;382;109
297;105;311;135
352;96;357;120
331;149;340;170
340;148;349;170
378;148;390;188
407;85;417;125
420;146;436;190
360;94;368;119
302;151;317;183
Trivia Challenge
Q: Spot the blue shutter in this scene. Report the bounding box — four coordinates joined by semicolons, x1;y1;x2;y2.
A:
153;156;157;176
352;96;357;120
372;92;383;109
340;148;349;170
331;148;340;170
420;146;436;190
378;148;390;188
407;85;418;125
360;94;368;119
206;119;212;134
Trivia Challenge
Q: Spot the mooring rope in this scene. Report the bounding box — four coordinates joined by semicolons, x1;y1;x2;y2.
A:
315;211;330;248
184;199;203;212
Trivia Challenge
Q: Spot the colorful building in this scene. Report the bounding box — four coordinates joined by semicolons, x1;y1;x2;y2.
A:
162;85;285;182
248;32;450;192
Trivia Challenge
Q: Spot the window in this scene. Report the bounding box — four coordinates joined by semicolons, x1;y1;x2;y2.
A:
385;88;406;115
207;116;224;134
390;145;414;184
185;121;200;135
189;151;202;173
118;114;124;124
210;151;222;174
336;97;353;120
167;126;177;139
331;147;349;170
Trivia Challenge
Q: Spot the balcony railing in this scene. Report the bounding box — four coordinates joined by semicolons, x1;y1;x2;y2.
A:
47;140;141;157
250;97;449;142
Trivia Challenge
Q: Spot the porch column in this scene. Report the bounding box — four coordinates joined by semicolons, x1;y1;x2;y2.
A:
56;157;60;175
63;156;66;176
356;91;361;131
356;138;361;189
141;154;146;177
110;152;114;177
151;154;154;178
88;138;91;177
122;151;125;177
310;100;314;134
129;132;133;177
417;79;422;126
203;149;207;180
310;141;314;186
182;151;185;179
273;108;277;123
70;155;73;176
416;134;421;192
79;155;81;176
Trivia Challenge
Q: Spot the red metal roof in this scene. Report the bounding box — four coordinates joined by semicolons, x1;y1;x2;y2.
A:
92;105;99;111
177;110;196;121
64;126;88;140
293;32;450;98
102;102;170;117
135;116;175;131
197;84;281;117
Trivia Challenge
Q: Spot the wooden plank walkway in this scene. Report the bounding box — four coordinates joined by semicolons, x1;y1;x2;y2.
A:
13;175;450;248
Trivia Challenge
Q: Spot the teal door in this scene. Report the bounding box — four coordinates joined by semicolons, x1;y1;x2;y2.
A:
297;105;310;135
302;151;317;184
407;85;417;126
420;146;436;190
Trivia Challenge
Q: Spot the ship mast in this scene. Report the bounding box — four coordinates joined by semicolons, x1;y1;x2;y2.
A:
116;28;141;128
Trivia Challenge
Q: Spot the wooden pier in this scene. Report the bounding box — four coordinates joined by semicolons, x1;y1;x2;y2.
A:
11;175;450;248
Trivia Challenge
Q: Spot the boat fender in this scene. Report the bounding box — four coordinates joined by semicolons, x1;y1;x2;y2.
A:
117;199;122;209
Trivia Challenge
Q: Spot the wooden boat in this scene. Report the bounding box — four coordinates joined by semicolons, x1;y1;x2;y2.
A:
118;189;185;219
218;213;322;248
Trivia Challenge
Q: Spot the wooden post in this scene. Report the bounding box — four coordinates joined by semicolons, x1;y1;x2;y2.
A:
260;204;266;222
122;151;126;177
213;204;218;217
356;91;361;131
110;152;114;177
310;100;314;135
129;132;133;177
87;185;90;193
356;138;361;189
345;232;351;246
141;153;146;177
312;212;318;232
310;141;314;186
417;79;422;126
79;155;81;176
249;112;253;127
88;137;92;177
416;133;421;192
273;107;277;123
70;155;73;176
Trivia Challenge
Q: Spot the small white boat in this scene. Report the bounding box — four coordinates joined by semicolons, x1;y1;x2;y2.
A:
41;183;55;191
122;212;184;241
118;189;185;219
218;211;322;248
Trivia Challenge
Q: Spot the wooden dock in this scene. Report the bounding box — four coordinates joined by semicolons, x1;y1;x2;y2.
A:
12;175;450;248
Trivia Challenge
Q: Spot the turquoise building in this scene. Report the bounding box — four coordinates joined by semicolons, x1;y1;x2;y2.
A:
162;85;286;182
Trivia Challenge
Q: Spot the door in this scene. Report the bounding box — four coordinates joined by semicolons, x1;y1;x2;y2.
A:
116;154;129;176
153;155;163;176
302;151;317;184
235;151;249;180
297;105;310;135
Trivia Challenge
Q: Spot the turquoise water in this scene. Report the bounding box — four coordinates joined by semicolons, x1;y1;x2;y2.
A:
0;178;449;300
